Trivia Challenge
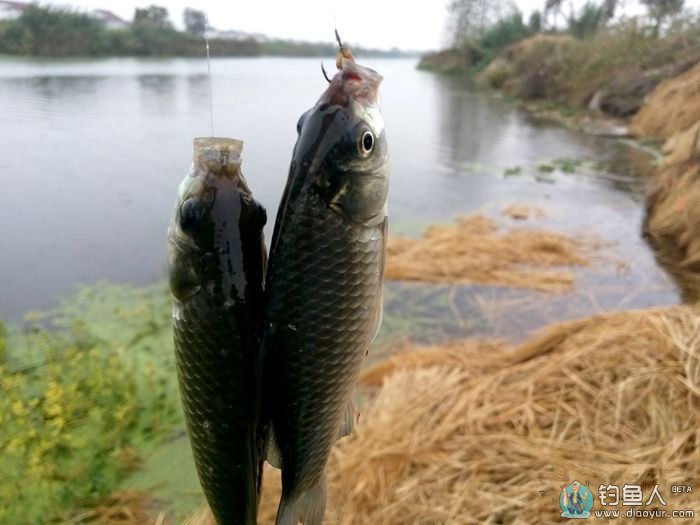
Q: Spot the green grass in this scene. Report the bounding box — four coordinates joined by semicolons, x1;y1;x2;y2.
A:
0;283;181;524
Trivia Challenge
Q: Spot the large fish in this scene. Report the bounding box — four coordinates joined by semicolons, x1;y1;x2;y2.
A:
167;138;267;525
262;48;390;525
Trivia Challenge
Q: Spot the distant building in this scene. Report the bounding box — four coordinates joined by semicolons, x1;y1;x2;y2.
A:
90;9;129;30
0;0;29;21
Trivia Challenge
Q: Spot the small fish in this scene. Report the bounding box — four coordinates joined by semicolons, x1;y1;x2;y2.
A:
168;138;267;525
262;42;390;525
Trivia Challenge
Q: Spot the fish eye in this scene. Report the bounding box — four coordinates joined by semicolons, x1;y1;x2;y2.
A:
360;130;374;155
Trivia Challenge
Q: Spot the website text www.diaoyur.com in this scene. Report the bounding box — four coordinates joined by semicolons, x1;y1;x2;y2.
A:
593;508;695;519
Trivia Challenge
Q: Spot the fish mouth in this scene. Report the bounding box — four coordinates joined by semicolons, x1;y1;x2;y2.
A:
193;137;244;177
318;59;383;108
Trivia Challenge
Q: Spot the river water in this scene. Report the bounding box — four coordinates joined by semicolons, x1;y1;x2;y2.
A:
0;56;677;328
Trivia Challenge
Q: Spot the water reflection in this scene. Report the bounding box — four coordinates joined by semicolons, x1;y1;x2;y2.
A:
186;74;209;103
24;75;103;99
138;74;177;114
1;76;104;123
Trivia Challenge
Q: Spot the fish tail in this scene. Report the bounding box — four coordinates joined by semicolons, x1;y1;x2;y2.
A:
275;471;327;525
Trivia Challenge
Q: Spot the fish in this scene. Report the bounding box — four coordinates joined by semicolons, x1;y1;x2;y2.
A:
262;44;390;525
167;137;267;525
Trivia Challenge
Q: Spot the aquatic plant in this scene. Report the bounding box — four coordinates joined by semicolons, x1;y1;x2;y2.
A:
537;158;584;174
503;165;522;176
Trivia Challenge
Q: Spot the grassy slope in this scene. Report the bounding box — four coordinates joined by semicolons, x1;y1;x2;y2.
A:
1;283;181;523
486;27;699;118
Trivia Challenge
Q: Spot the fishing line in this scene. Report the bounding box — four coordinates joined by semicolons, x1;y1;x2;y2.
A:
333;0;338;44
204;11;215;137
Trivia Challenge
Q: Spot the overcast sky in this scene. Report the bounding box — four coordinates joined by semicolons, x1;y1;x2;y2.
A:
46;0;700;51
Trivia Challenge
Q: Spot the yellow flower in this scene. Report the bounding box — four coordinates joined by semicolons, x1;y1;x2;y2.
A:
10;401;24;416
51;416;65;431
5;436;25;455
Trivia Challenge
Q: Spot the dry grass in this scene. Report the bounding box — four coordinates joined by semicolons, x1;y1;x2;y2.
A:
483;28;699;116
359;339;505;388
641;62;700;304
190;305;700;524
476;57;513;90
385;214;600;293
644;157;700;303
501;34;574;62
662;123;700;167
501;203;545;221
68;490;166;524
630;62;700;140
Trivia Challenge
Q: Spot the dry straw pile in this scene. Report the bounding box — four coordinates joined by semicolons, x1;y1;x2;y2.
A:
385;214;600;293
636;61;700;303
69;490;166;524
629;62;700;141
189;305;700;525
644;143;700;303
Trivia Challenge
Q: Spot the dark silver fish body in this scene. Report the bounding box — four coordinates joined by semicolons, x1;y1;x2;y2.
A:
168;138;267;525
264;58;389;525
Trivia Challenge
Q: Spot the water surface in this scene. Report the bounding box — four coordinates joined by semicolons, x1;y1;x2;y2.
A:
0;56;676;326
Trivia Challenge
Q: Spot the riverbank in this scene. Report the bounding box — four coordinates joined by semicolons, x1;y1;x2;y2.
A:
420;24;700;127
421;24;700;304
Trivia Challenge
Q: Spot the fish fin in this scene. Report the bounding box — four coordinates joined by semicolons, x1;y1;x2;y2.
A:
256;454;265;505
371;292;383;344
370;214;388;345
275;471;327;525
266;429;283;469
338;396;358;438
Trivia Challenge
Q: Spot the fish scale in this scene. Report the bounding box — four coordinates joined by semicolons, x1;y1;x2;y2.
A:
173;299;259;525
265;186;384;495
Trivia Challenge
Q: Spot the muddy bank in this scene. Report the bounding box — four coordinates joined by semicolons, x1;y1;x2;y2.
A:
417;48;472;74
474;31;700;121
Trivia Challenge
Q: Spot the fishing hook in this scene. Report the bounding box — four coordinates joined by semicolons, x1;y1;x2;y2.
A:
321;62;332;83
335;28;343;49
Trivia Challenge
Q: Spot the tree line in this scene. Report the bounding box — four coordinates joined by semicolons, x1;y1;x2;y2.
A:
0;5;245;57
441;0;692;73
0;4;404;58
448;0;687;48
